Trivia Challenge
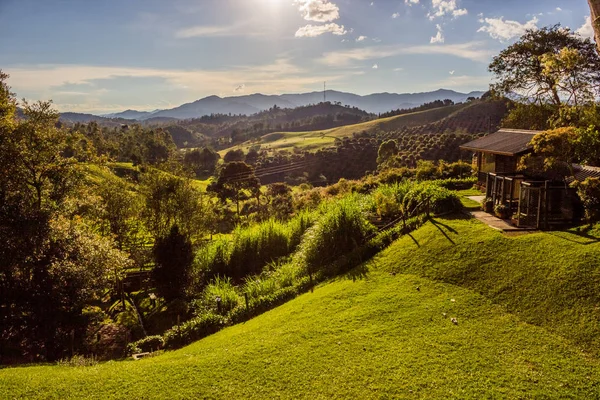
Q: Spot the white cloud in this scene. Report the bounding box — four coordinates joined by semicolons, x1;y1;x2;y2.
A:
320;41;494;66
4;59;362;113
405;0;419;4
428;0;468;20
372;37;382;43
556;7;562;12
295;23;347;37
478;16;538;41
430;24;445;44
372;64;379;69
394;67;404;71
175;25;237;38
294;0;340;23
392;13;400;18
577;16;595;40
356;35;368;42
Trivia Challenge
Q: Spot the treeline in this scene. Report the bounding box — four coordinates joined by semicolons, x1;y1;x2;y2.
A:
379;98;460;119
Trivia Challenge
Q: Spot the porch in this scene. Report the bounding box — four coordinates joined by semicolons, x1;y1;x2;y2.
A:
477;171;580;230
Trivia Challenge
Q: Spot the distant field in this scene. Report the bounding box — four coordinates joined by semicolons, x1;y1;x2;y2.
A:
219;104;467;156
2;216;600;399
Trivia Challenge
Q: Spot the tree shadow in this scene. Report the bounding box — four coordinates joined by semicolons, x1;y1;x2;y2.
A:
407;233;420;247
547;229;600;245
430;218;457;245
345;262;370;282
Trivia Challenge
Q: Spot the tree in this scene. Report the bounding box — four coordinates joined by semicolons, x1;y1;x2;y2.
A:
141;171;207;240
588;0;600;52
377;139;399;166
489;25;600;106
0;72;130;362
152;225;193;302
183;147;219;177
223;148;245;163
267;183;293;220
208;162;261;216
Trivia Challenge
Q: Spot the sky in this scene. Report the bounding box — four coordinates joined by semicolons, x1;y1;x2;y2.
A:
0;0;594;114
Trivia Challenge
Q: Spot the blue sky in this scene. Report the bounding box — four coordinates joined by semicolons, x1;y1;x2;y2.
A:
0;0;593;114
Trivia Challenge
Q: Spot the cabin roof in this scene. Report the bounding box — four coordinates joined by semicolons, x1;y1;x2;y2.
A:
460;129;541;156
572;164;600;182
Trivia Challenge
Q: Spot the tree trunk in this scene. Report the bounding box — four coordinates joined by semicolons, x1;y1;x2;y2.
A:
588;0;600;52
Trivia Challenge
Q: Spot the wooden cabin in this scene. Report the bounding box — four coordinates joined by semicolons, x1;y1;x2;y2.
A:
460;129;582;229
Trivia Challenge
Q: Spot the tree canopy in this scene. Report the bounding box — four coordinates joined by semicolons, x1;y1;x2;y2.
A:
489;25;600;106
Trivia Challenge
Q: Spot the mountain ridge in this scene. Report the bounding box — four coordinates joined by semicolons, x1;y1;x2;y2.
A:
101;89;485;120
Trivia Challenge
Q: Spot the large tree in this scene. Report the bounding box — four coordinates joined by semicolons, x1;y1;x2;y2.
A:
209;162;260;216
588;0;600;51
489;25;600;106
0;72;130;362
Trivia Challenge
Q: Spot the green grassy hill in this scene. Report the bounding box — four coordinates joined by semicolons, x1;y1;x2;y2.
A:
219;104;467;156
3;217;600;399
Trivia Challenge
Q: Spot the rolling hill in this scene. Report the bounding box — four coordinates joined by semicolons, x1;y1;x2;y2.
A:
2;216;600;399
218;102;472;155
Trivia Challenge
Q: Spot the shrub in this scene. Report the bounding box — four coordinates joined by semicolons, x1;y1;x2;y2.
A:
415;160;438;181
403;182;462;216
126;335;165;355
163;312;226;349
572;177;600;222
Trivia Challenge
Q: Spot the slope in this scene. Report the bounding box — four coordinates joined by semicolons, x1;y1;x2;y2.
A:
2;218;600;399
220;104;467;155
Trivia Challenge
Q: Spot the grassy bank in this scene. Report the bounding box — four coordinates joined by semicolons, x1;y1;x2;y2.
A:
2;216;600;398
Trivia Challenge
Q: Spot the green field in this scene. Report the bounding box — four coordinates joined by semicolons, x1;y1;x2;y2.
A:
219;104;467;156
3;216;600;399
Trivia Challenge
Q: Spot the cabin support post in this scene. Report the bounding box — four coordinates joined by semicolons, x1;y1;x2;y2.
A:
517;183;523;227
536;188;543;230
544;181;550;230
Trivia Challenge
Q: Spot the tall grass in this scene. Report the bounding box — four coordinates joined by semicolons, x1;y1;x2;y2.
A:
202;276;241;315
294;195;376;274
192;212;317;288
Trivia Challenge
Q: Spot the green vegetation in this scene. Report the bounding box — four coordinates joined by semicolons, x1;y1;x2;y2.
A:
220;104;466;155
3;217;600;398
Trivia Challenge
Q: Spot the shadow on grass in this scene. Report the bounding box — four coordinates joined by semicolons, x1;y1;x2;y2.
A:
548;229;600;245
346;263;370;282
430;218;457;245
407;233;420;247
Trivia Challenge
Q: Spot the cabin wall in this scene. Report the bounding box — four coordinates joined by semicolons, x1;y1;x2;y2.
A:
479;152;518;174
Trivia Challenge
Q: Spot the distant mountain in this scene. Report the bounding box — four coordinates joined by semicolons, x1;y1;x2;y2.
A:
90;89;485;121
103;109;156;120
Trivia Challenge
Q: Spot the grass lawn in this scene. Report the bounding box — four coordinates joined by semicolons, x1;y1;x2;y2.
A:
2;216;600;399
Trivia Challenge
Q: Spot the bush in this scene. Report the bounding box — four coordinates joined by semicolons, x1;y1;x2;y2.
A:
163;312;226;349
572;177;600;222
126;335;165;355
403;182;462;216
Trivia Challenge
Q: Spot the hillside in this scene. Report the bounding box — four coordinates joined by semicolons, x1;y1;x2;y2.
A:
220;103;468;156
2;217;600;398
